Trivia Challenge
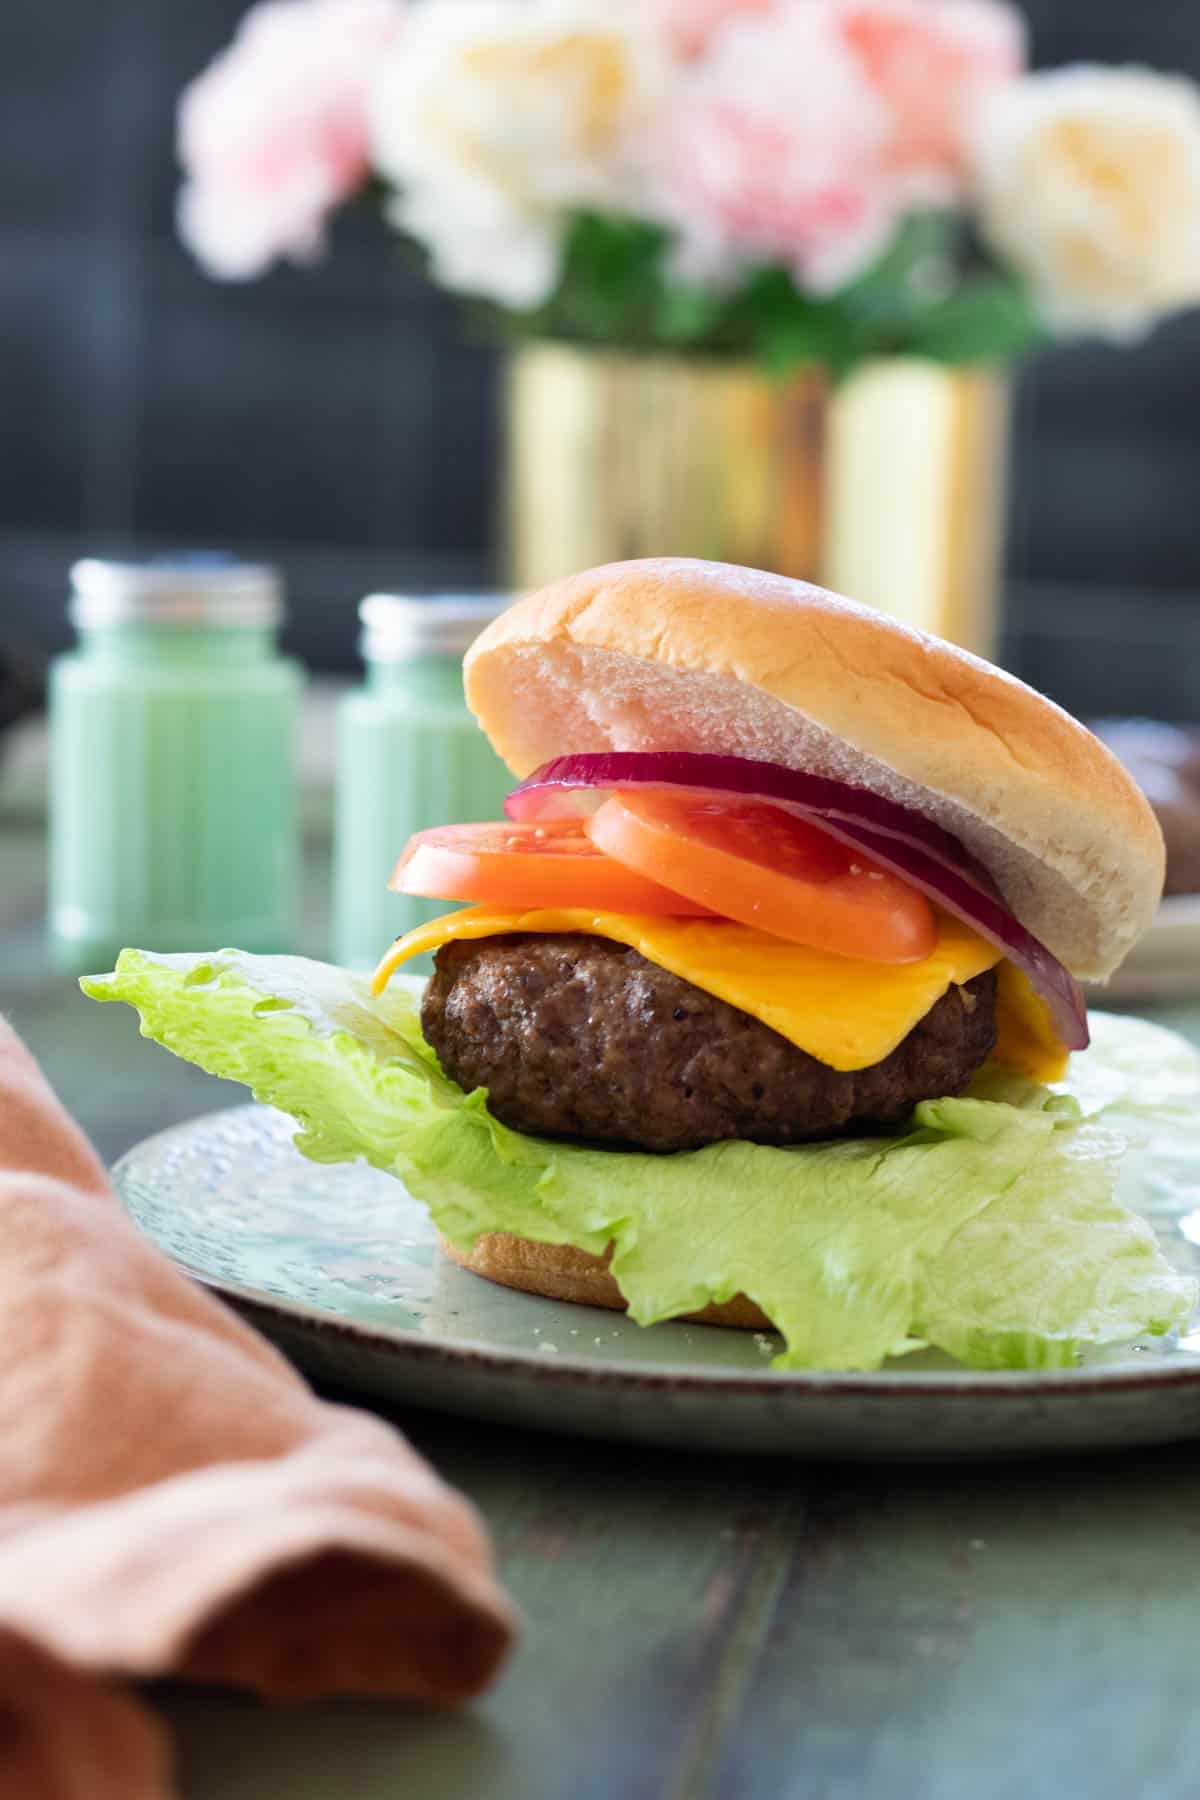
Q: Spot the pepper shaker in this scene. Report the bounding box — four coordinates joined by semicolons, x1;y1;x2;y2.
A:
333;594;511;970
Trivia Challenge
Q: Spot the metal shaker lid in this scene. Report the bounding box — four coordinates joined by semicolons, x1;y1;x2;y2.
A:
358;593;507;662
69;555;284;630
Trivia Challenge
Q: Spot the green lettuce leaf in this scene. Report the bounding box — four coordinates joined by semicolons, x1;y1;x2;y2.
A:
82;950;1200;1372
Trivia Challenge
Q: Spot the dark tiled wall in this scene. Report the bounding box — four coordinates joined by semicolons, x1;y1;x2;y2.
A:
3;0;1200;720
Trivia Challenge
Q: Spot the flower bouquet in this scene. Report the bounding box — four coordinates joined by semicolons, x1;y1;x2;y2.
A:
178;0;1200;646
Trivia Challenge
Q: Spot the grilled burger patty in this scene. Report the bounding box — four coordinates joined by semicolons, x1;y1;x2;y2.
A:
422;934;998;1154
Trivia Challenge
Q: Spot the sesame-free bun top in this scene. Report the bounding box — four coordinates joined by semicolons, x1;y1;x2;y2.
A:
464;559;1164;980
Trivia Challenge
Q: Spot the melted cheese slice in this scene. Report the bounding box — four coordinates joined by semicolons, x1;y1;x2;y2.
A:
993;961;1070;1084
372;906;1070;1083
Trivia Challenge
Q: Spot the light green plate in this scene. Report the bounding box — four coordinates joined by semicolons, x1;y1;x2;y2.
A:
111;1102;1200;1459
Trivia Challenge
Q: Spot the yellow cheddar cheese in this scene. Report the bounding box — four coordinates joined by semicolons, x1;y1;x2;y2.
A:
372;905;1071;1083
992;961;1070;1084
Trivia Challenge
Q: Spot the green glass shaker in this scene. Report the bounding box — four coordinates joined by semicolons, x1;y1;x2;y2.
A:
333;594;512;970
49;557;302;972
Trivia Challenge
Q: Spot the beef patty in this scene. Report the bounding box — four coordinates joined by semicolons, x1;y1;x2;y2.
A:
422;934;998;1154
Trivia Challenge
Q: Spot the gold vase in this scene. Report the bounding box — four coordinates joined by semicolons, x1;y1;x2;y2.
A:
504;343;1010;660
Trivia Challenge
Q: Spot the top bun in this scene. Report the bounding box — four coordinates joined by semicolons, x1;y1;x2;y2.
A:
465;559;1163;980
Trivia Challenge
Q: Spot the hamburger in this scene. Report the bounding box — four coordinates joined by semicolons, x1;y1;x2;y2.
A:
84;560;1199;1370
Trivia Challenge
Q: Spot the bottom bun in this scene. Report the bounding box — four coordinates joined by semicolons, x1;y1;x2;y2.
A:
438;1232;771;1332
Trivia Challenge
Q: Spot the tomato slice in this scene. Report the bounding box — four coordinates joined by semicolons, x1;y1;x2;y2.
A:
390;820;715;915
587;792;936;963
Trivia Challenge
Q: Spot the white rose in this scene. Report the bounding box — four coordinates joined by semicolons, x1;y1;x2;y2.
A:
368;0;664;310
973;65;1200;339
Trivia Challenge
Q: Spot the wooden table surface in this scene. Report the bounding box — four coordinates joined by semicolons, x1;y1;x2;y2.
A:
6;805;1200;1800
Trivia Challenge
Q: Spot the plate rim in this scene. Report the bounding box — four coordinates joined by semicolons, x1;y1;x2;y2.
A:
1155;895;1200;927
1088;893;1200;1000
113;1103;1200;1404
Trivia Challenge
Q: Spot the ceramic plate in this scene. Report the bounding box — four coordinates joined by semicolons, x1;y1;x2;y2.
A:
1099;897;1200;1002
112;1094;1200;1461
112;1103;1200;1460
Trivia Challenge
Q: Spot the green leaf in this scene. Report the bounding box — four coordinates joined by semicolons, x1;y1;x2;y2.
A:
652;283;732;347
904;277;1046;364
459;205;1040;376
835;210;960;336
83;953;1199;1372
506;211;678;349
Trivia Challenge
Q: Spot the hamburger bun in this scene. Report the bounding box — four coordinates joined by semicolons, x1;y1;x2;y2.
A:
465;557;1163;981
438;1233;772;1331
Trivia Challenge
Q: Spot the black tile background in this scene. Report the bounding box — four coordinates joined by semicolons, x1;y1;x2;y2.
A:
3;0;1200;719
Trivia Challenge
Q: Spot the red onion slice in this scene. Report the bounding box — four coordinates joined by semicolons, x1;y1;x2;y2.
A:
506;752;1088;1051
507;752;995;886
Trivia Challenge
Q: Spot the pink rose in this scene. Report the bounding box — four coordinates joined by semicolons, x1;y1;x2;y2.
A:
660;0;773;60
840;0;1025;186
659;2;898;293
178;0;404;280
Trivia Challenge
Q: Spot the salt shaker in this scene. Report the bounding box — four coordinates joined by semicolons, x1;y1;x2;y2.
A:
333;594;511;969
49;556;302;971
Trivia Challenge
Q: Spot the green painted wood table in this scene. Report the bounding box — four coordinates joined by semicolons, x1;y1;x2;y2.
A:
6;804;1200;1800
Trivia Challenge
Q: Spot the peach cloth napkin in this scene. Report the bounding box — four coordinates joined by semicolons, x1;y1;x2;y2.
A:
0;1014;518;1798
